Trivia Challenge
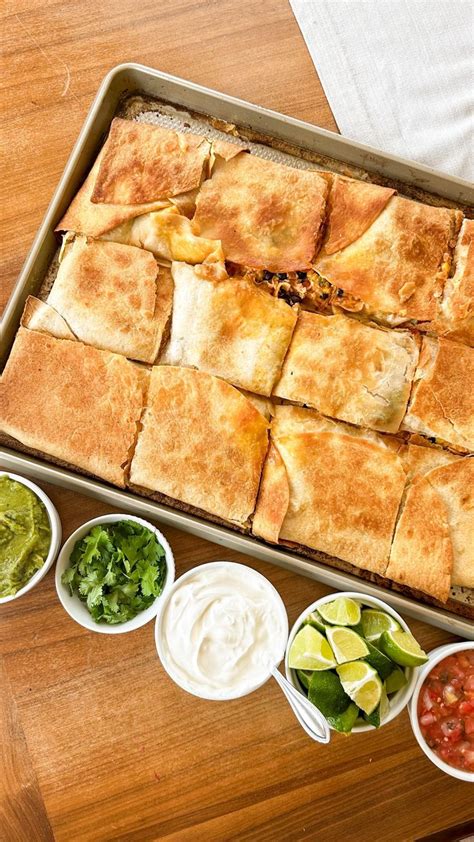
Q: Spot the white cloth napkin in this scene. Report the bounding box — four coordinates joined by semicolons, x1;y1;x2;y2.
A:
290;0;474;181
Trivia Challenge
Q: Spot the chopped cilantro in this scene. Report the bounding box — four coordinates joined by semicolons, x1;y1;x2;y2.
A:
62;520;167;624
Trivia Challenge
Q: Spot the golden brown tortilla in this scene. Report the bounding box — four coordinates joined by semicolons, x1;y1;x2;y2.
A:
130;366;269;524
0;327;147;486
48;238;172;363
91;118;210;205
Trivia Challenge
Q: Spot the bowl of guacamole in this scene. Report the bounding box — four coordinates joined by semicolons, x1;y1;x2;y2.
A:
0;472;61;603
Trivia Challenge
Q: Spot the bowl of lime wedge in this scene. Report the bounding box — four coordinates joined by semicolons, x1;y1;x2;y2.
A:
285;592;425;734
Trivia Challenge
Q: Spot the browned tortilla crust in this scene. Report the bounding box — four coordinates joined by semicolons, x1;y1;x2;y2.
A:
0;327;147;486
194;152;328;271
91;118;210;205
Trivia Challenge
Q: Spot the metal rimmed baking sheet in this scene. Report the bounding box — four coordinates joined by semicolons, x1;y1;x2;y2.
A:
1;63;473;637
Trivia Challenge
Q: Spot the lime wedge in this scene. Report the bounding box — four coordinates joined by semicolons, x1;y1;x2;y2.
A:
288;625;336;670
363;686;390;728
302;610;327;634
296;669;312;692
337;662;382;715
328;702;360;734
326;626;369;664
318;597;361;627
308;669;351;716
359;609;400;642
364;640;393;680
385;666;408;695
378;629;428;667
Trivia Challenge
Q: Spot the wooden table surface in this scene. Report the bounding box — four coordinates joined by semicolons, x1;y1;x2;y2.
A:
1;2;473;840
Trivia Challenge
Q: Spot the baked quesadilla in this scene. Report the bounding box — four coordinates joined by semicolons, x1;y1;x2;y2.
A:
386;445;473;598
56;131;245;239
0;327;147;486
431;218;474;346
402;336;474;452
55;152;170;239
273;311;419;432
315;180;462;324
252;405;406;574
385;470;453;602
91;118;210;205
130;366;269;524
47;238;172;363
5;105;472;614
194;152;329;271
161;262;297;395
428;458;474;589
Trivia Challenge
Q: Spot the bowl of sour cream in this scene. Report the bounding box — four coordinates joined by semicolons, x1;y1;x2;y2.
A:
155;561;288;700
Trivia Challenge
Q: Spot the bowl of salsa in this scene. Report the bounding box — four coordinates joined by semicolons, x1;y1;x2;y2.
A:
410;642;474;782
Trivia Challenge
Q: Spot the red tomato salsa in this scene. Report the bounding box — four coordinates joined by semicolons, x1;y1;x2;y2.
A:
417;650;474;773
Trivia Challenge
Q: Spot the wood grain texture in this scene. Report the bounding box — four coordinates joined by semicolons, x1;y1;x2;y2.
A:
1;2;472;840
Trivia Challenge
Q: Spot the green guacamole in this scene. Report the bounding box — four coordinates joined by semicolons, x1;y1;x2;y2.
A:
0;476;51;598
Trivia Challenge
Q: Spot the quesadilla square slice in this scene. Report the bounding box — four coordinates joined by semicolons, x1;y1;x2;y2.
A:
385;472;453;603
130;367;269;525
252;406;406;574
0;328;147;486
194;153;328;272
55;152;170;239
160;262;297;395
428;457;474;588
431;218;474;346
315;186;462;324
91;118;210;205
273;311;419;432
402;336;474;452
393;444;472;591
47;238;172;364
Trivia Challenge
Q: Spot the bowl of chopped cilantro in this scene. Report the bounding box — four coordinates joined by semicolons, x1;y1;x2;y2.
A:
55;514;174;633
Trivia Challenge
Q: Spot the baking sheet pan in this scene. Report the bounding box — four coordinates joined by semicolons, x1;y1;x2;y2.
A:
1;63;473;638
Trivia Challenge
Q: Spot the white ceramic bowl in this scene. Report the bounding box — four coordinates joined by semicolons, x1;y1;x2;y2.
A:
0;471;62;604
409;641;474;782
285;591;418;733
55;514;175;634
155;561;289;700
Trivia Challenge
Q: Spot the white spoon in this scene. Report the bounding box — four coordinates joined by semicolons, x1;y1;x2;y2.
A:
272;667;331;744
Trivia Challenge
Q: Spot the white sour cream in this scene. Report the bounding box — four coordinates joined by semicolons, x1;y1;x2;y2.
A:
158;562;288;700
